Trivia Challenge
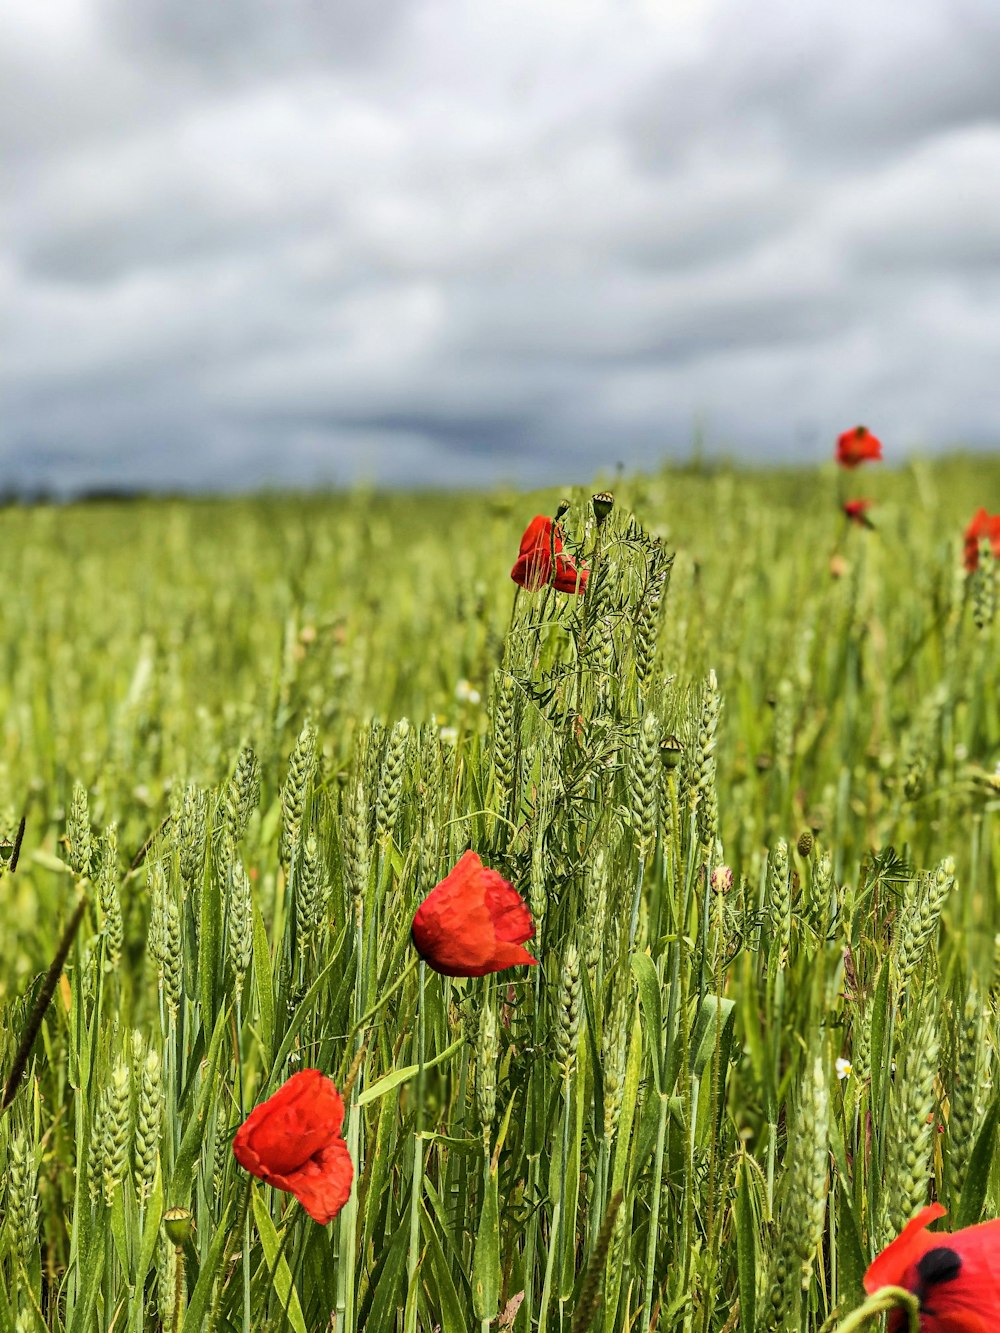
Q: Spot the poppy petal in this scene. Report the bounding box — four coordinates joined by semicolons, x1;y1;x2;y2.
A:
233;1070;353;1225
864;1204;947;1295
233;1070;344;1176
268;1138;354;1225
411;850;537;977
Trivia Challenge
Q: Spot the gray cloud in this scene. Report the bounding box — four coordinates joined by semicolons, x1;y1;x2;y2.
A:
2;0;1000;494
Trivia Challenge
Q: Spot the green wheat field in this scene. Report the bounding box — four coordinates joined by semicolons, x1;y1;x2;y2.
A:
0;455;998;1333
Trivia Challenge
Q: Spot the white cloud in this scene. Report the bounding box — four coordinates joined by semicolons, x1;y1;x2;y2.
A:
2;0;999;492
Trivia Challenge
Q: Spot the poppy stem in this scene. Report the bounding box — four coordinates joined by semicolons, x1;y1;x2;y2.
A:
831;1287;920;1332
405;959;426;1332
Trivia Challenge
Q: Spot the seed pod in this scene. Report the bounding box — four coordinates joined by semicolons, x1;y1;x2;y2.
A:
690;671;722;854
281;719;317;867
896;858;956;985
375;718;410;846
342;776;370;925
630;712;659;860
555;940;582;1083
162;884;183;1015
163;1207;194;1247
972;541;997;630
601;985;630;1142
476;1001;499;1129
222;744;261;844
491;673;520;815
766;840;791;973
8;1131;38;1262
591;491;614;524
98;824;123;970
634;566;670;696
67;780;92;879
227;860;253;1002
92;1060;131;1207
135;1044;164;1202
296;830;327;946
178;784;208;895
882;1007;940;1242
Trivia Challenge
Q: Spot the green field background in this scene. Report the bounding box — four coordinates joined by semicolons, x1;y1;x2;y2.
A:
0;455;997;1332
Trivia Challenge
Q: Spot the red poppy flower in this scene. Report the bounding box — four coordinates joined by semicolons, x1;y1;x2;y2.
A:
843;498;875;529
837;425;883;468
411;849;538;977
511;515;588;594
963;508;1000;573
233;1070;353;1224
864;1203;1000;1332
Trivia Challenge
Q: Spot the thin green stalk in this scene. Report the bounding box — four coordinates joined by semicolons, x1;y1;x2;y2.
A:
405;960;426;1333
640;1093;668;1333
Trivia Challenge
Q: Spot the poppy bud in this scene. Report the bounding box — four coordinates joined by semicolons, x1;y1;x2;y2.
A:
555;498;571;520
591;491;614;524
162;1207;194;1247
710;864;733;894
796;830;814;857
659;736;683;769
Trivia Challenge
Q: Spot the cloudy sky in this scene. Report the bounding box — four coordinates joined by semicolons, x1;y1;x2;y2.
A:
2;0;999;492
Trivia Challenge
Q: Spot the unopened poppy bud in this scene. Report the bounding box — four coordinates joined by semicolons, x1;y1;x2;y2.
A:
659;736;683;769
554;498;571;520
796;830;814;857
592;491;614;524
710;864;733;894
162;1207;194;1247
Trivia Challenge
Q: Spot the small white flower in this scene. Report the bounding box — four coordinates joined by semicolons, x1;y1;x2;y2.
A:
455;679;481;705
835;1057;852;1081
439;727;459;746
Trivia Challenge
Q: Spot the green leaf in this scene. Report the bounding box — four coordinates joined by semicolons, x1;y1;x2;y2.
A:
0;1272;16;1333
131;1167;164;1333
421;1202;467;1333
630;952;664;1094
472;1157;501;1321
366;1215;411;1333
110;1185;130;1274
183;1206;233;1333
170;1006;228;1204
67;1214;108;1333
251;1188;308;1333
266;935;348;1089
252;904;275;1063
357;1037;464;1107
868;958;892;1119
199;845;223;1025
837;1178;866;1309
735;1154;761;1333
955;1096;999;1229
689;993;736;1077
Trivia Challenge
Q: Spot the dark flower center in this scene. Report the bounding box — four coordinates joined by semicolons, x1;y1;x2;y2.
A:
915;1246;962;1314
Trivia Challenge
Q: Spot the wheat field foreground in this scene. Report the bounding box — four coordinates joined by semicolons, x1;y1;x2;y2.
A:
0;457;997;1333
